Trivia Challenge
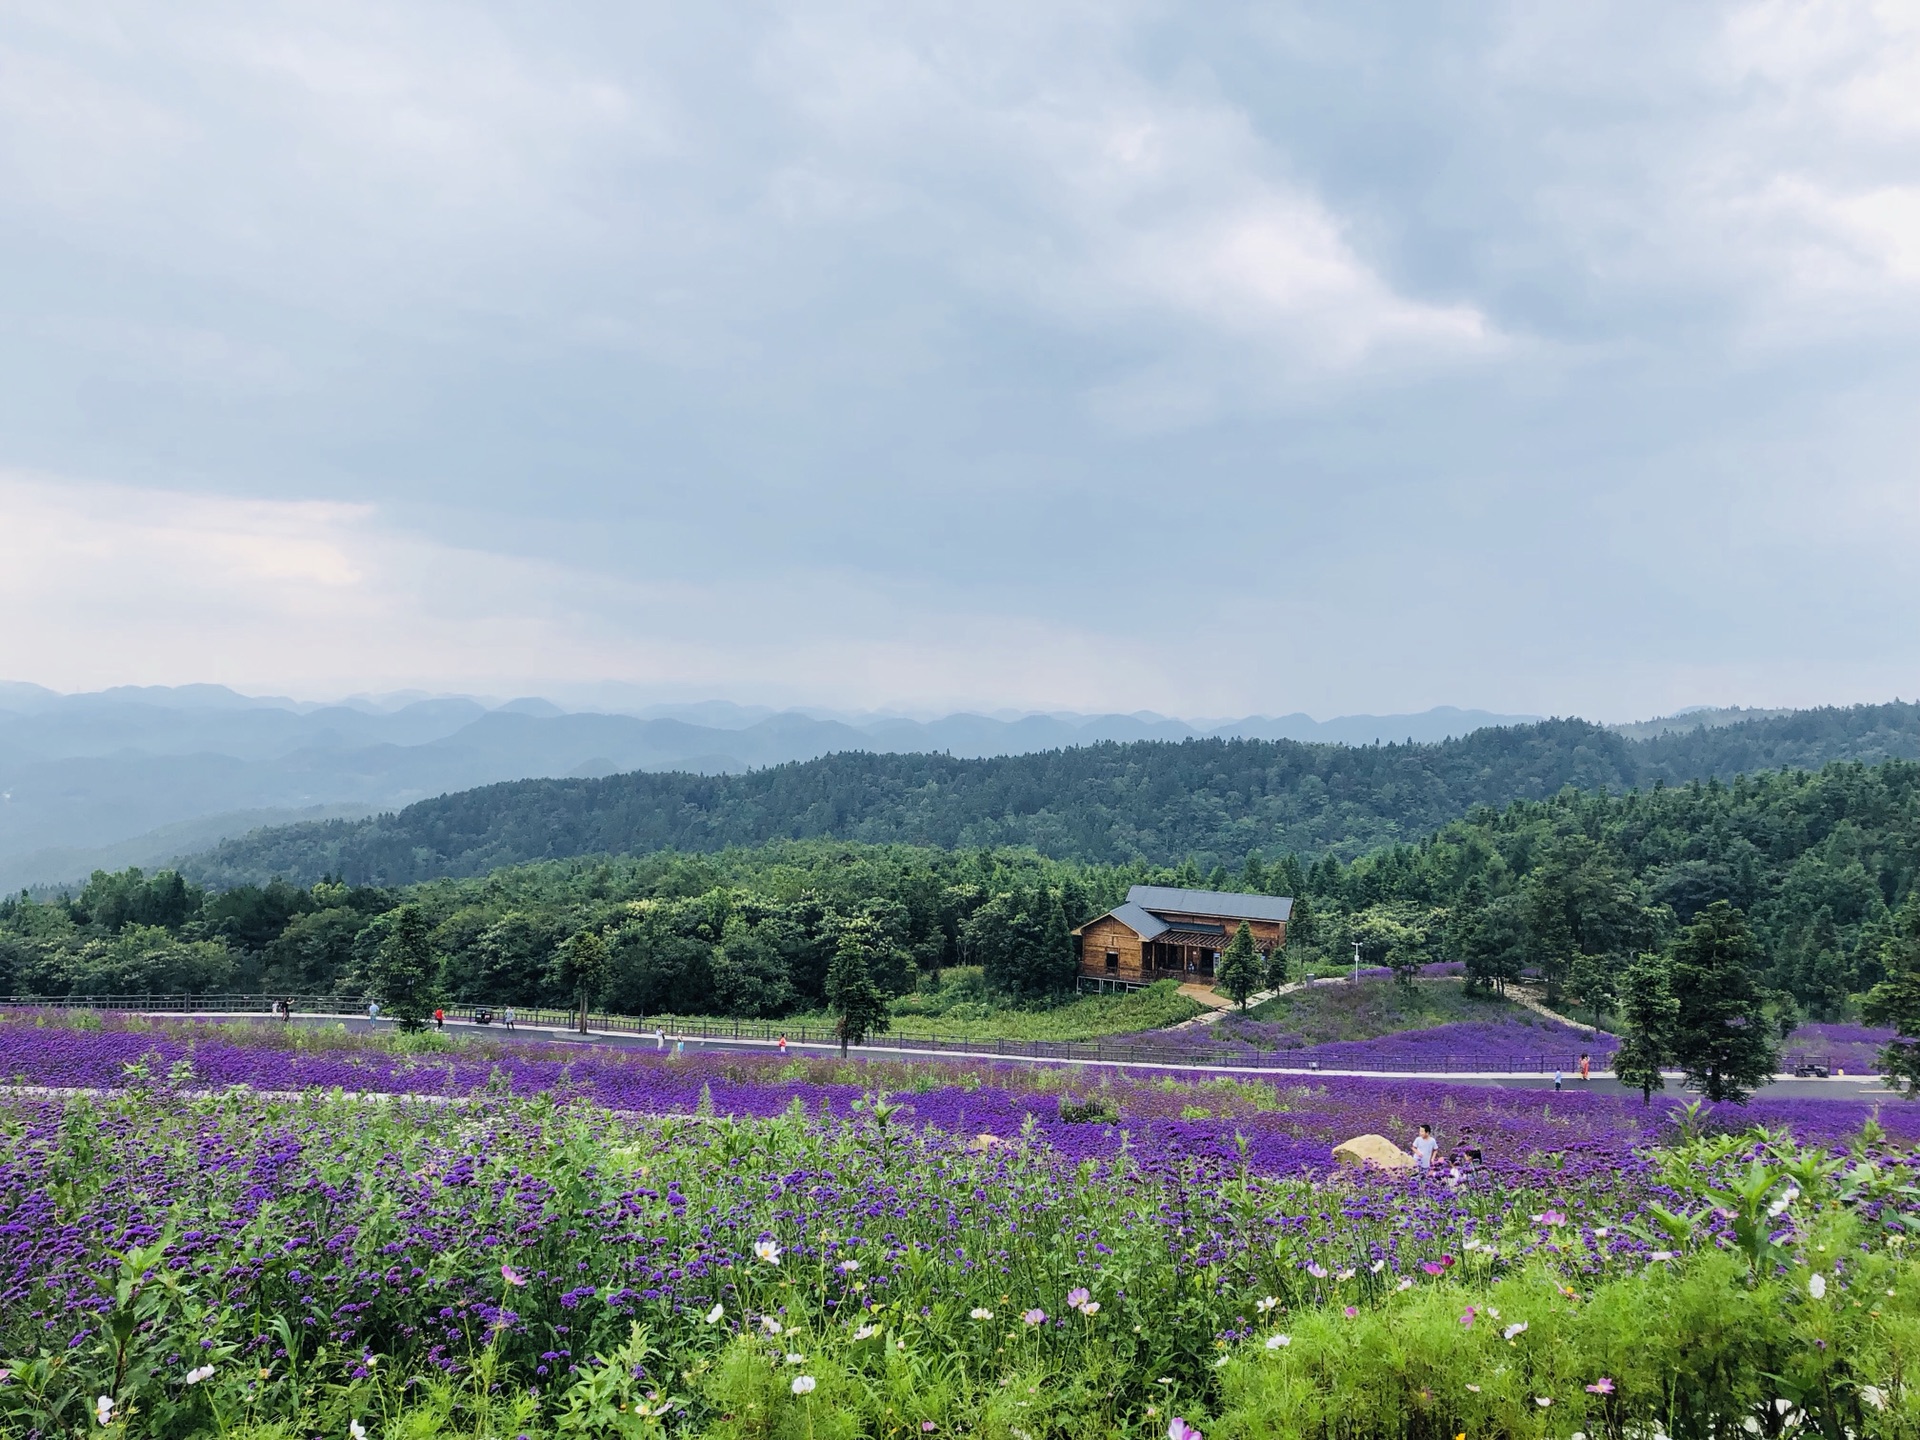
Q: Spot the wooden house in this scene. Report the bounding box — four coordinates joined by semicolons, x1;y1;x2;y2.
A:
1074;885;1292;992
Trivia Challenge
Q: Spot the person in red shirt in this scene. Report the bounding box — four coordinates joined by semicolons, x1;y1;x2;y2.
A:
1579;1052;1591;1082
434;1008;445;1030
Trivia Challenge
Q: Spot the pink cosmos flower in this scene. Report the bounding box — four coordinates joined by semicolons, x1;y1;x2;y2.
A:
1067;1287;1091;1310
1169;1419;1203;1440
500;1265;527;1287
1023;1309;1046;1326
1421;1262;1446;1276
1458;1307;1476;1327
1586;1377;1615;1395
1343;1306;1358;1318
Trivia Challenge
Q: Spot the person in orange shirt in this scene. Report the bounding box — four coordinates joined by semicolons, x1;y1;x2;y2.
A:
1578;1052;1591;1082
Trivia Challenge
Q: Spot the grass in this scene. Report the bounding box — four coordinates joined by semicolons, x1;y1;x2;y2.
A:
652;971;1207;1044
1234;977;1518;1045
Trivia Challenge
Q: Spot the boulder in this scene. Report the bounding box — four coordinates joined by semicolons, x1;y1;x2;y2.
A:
1332;1134;1414;1171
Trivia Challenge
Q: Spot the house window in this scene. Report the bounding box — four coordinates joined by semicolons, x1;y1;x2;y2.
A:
1105;950;1119;973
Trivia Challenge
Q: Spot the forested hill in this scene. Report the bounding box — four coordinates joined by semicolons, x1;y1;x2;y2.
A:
176;703;1920;888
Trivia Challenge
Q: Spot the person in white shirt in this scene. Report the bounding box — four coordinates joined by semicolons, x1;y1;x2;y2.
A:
1411;1124;1439;1171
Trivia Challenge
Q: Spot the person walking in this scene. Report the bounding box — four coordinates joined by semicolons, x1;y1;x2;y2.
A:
1578;1052;1591;1083
281;997;292;1024
503;1007;515;1032
1411;1123;1438;1172
674;1038;685;1056
367;1000;379;1026
434;1007;445;1031
655;1029;665;1051
1553;1069;1563;1092
777;1034;788;1055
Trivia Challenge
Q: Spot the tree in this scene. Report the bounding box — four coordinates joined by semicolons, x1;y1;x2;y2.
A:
371;904;439;1031
555;928;609;1033
1862;895;1920;1097
1614;951;1677;1104
1350;905;1427;989
1287;894;1316;950
826;920;891;1058
1665;902;1778;1102
1216;921;1260;1010
1238;852;1267;893
1261;933;1288;992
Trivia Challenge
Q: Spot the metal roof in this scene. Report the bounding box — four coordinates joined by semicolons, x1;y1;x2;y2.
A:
1102;901;1169;940
1126;885;1294;924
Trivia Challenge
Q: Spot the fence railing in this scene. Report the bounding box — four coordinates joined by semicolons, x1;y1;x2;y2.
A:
0;992;1644;1075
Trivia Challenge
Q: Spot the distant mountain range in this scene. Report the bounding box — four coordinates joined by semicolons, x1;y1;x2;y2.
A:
0;680;1885;891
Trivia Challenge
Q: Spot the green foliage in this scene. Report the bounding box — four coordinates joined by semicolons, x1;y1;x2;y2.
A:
1216;921;1261;1010
1864;894;1920;1096
1613;951;1677;1104
1666;903;1778;1102
370;905;438;1031
825;921;891;1056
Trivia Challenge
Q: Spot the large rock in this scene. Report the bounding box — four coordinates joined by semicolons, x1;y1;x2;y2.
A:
1332;1134;1414;1171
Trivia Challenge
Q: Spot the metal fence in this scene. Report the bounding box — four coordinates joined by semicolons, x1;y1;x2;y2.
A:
0;992;1633;1074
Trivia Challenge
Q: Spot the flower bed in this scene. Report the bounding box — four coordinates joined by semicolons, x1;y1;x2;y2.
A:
3;1014;1919;1437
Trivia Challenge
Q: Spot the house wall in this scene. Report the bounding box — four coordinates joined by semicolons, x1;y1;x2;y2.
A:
1074;912;1290;987
1076;917;1146;985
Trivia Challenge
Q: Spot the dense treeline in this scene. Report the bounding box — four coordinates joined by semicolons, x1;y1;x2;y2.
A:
6;755;1920;1030
0;843;1146;1017
177;702;1920;889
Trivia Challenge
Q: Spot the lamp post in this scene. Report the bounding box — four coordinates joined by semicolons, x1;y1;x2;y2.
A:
1352;938;1361;985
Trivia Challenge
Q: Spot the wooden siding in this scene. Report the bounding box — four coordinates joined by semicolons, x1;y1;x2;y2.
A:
1074;911;1288;986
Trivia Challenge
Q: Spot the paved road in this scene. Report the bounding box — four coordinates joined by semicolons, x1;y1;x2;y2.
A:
155;1010;1898;1101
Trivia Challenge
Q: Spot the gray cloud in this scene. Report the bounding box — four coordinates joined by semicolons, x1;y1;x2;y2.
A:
0;1;1917;718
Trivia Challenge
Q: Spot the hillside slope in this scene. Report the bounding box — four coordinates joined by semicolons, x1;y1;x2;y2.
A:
177;704;1920;887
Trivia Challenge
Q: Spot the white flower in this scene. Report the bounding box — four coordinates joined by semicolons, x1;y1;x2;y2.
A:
852;1325;878;1340
1213;1355;1230;1369
1862;1385;1889;1412
1503;1322;1528;1341
184;1365;215;1385
705;1303;725;1325
1396;1278;1414;1292
1768;1187;1800;1219
1370;1259;1386;1273
1536;1396;1553;1408
1265;1334;1291;1350
791;1376;817;1396
754;1240;782;1265
1485;1306;1500;1320
761;1316;784;1335
1742;1418;1762;1435
1593;1227;1609;1238
350;1423;368;1440
1809;1273;1828;1300
1079;1301;1100;1315
785;1353;805;1365
1650;1250;1676;1262
1256;1296;1279;1313
970;1307;994;1321
1335;1268;1355;1281
1466;1384;1481;1394
838;1260;861;1273
96;1396;115;1426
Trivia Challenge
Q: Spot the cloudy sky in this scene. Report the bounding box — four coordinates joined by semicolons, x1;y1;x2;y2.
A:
2;1;1917;719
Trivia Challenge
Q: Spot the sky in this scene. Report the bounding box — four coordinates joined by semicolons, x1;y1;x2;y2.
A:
1;0;1918;721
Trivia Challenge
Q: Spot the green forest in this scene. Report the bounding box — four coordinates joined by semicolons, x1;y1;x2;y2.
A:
5;752;1919;1035
179;702;1920;889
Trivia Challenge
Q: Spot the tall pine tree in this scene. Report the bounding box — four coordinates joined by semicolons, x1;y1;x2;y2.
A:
1863;895;1920;1096
1666;902;1777;1102
1216;921;1260;1010
1614;951;1677;1104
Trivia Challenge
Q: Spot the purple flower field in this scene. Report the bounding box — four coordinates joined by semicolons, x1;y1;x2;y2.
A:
1161;1015;1617;1073
1781;1022;1896;1072
1;1014;1911;1178
3;1011;1919;1438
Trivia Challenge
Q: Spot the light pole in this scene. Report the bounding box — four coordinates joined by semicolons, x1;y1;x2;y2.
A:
1352;938;1362;985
